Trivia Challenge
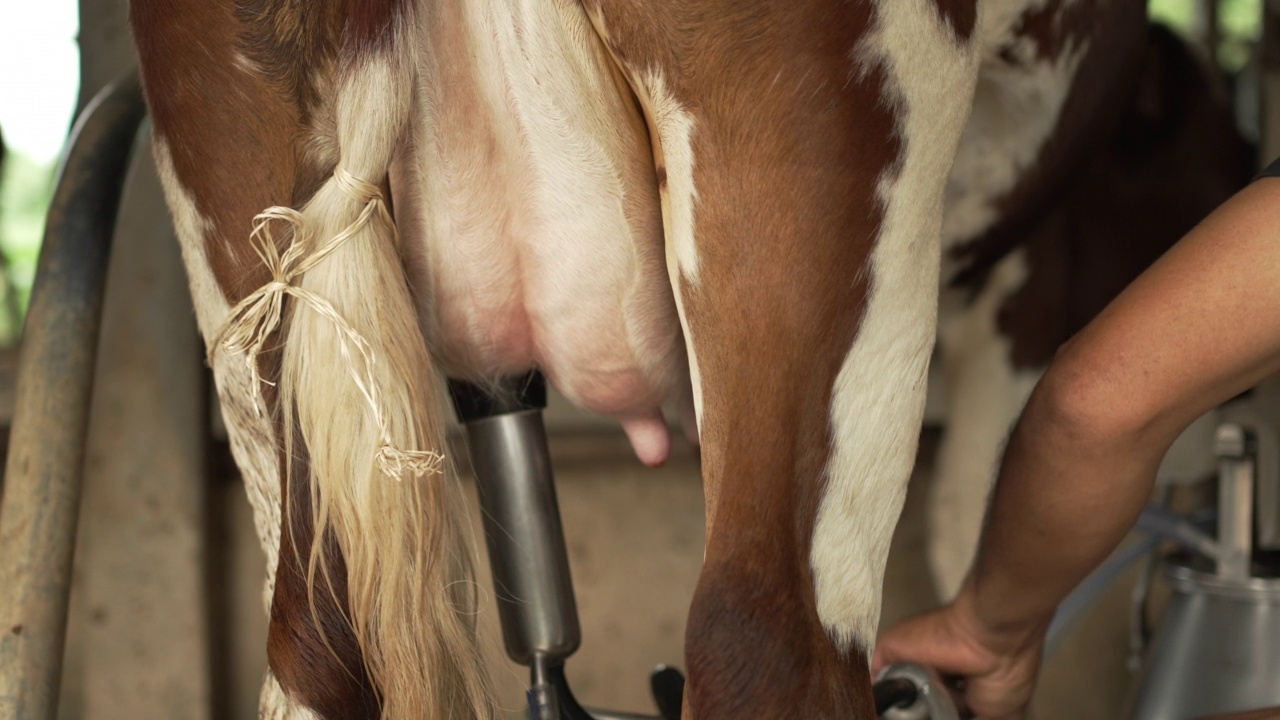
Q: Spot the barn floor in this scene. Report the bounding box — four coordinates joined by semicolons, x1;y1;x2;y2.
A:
57;422;1141;720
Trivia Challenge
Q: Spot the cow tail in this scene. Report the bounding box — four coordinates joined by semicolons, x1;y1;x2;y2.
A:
275;5;495;718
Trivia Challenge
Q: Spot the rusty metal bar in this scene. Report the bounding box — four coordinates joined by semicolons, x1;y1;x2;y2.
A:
0;74;145;720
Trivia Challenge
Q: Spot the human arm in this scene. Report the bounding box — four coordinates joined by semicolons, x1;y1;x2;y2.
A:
874;177;1280;718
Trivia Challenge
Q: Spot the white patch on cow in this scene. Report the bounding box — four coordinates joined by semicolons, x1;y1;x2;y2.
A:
929;250;1041;599
810;0;982;652
635;68;705;431
638;69;701;286
678;287;704;434
980;0;1050;49
940;4;1089;262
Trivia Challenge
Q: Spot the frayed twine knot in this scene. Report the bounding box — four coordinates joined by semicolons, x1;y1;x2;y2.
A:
376;444;445;480
209;165;444;480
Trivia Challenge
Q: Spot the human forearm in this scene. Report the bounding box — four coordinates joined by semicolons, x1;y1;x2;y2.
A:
959;178;1280;644
875;179;1280;720
956;375;1174;646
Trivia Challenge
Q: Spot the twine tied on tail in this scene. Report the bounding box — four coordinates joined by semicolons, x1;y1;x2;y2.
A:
209;166;444;480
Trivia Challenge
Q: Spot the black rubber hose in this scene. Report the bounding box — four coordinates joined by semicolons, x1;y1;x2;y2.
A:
873;676;920;716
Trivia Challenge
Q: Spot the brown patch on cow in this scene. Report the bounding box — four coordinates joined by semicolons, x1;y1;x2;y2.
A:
948;0;1149;283
995;23;1254;369
988;215;1070;369
234;0;344;113
132;0;304;305
344;0;410;53
930;0;977;42
267;427;380;719
587;1;895;716
655;165;668;190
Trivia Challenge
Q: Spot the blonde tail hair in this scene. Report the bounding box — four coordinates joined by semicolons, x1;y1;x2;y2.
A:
272;25;493;720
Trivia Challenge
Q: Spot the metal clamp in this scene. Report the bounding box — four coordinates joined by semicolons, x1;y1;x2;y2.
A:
875;663;961;720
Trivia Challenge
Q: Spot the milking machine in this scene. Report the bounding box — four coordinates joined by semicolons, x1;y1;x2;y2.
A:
450;372;686;720
871;407;1280;720
448;373;962;720
1124;411;1280;718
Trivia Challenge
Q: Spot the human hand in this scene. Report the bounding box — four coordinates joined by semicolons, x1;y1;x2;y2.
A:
871;597;1046;720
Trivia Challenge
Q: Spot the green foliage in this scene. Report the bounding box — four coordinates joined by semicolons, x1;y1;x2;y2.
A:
0;148;55;339
1149;0;1261;72
1150;0;1195;28
1220;0;1262;71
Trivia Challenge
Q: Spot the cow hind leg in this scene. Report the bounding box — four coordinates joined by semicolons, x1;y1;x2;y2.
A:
810;0;983;666
586;0;982;717
134;0;494;717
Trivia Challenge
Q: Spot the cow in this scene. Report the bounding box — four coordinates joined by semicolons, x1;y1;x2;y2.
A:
130;0;1150;718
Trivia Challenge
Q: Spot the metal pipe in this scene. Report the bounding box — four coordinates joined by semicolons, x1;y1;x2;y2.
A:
528;654;564;720
1135;505;1221;561
460;400;582;666
454;376;671;719
0;74;146;719
1216;423;1255;579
